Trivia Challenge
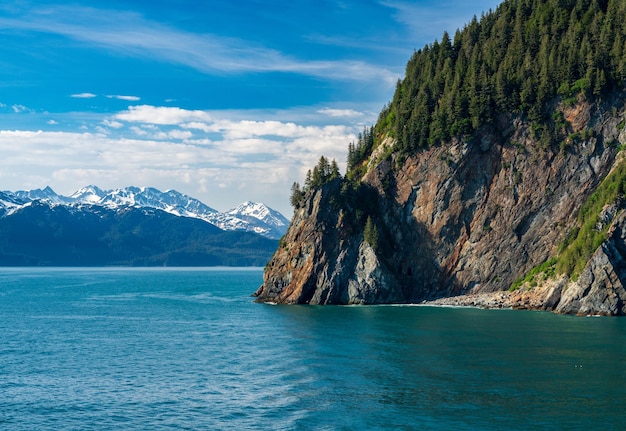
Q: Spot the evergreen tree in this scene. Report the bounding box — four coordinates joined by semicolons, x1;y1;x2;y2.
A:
364;216;379;251
290;182;303;208
330;159;341;180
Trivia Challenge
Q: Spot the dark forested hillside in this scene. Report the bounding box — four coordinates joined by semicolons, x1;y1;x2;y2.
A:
371;0;626;155
0;202;277;266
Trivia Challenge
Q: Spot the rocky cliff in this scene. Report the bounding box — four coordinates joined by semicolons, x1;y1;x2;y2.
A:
425;206;626;316
255;94;626;314
255;0;626;314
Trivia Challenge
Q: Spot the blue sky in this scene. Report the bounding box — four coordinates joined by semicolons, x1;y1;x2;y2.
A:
0;0;501;215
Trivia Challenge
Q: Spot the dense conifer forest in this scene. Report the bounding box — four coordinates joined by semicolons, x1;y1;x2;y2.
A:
294;0;626;199
327;0;626;172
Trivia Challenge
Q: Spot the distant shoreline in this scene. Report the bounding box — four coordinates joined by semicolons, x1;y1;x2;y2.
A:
0;266;265;270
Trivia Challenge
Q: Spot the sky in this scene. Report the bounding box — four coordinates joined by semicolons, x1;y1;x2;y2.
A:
0;0;502;216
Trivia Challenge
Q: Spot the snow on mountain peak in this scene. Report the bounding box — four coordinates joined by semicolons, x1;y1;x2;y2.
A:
14;186;67;204
229;201;269;218
70;185;106;203
0;191;25;216
226;200;290;239
2;185;289;239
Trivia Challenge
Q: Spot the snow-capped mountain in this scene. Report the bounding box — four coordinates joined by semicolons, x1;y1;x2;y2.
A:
81;186;220;218
227;201;290;239
70;185;106;203
0;201;277;266
0;191;25;216
1;186;289;239
14;186;70;204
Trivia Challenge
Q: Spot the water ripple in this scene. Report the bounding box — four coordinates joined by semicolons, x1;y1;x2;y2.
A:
1;268;626;430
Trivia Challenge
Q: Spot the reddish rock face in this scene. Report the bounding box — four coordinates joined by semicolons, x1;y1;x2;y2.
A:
256;95;626;315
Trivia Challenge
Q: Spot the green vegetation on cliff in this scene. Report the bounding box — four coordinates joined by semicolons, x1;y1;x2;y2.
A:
509;258;558;291
347;126;375;180
290;156;341;208
363;215;380;251
303;0;626;198
376;0;626;154
510;158;626;287
556;159;626;278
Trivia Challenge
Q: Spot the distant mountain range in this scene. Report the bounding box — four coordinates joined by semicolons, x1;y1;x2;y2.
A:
0;186;290;267
2;185;289;239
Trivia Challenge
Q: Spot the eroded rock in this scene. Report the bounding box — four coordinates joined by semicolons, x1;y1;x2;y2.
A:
257;96;626;316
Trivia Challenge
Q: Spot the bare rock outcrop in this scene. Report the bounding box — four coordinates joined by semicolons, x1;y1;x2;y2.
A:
256;95;626;315
256;179;402;304
425;211;626;316
555;212;626;315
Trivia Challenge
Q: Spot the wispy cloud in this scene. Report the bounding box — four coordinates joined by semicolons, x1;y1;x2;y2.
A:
113;105;355;146
128;124;193;141
11;104;31;113
107;94;141;101
317;108;365;118
304;33;412;56
0;5;398;84
102;119;123;129
70;92;97;99
380;0;501;43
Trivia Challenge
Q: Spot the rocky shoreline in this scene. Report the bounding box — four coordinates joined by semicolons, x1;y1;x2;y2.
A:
423;289;557;312
422;269;625;316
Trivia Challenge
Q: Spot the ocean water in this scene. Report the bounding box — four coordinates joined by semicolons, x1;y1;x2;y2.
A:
1;268;625;430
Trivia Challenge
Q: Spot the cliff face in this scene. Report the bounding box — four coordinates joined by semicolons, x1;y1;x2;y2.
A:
258;179;406;304
256;94;626;314
555;209;626;315
425;205;626;316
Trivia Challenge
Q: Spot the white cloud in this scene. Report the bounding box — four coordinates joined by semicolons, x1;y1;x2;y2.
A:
115;105;212;125
102;119;124;129
107;94;141;101
317;108;364;118
182;122;213;133
167;129;193;140
0;106;356;214
218;120;311;140
179;114;355;142
70;92;97;98
47;119;59;125
129;126;149;136
12;104;30;113
128;125;193;141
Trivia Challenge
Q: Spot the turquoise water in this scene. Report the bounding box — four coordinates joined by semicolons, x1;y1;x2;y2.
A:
1;268;625;430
